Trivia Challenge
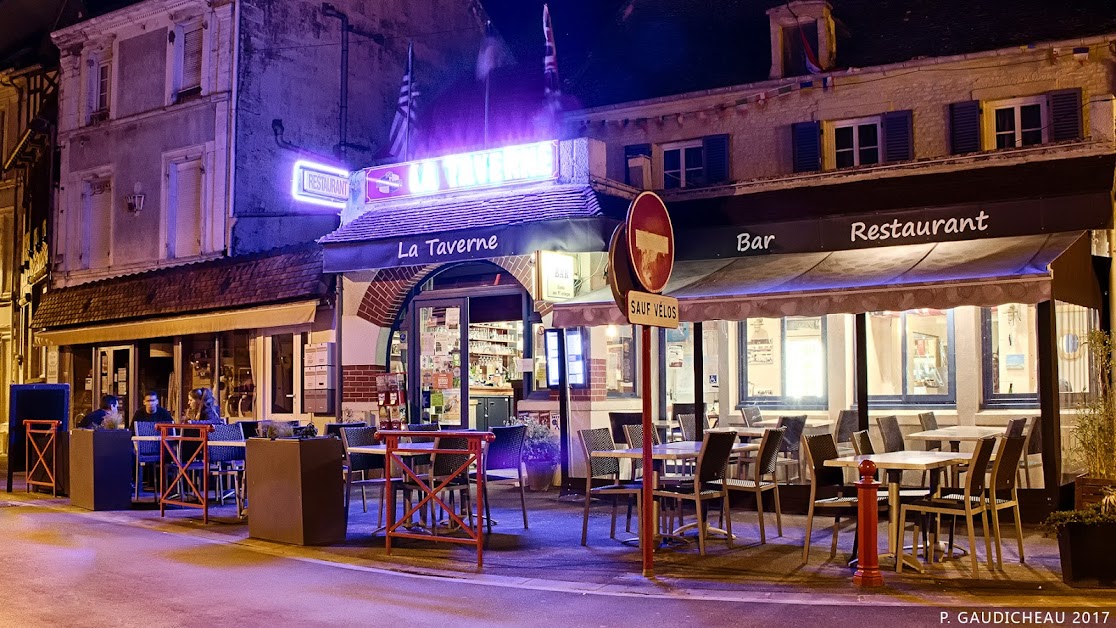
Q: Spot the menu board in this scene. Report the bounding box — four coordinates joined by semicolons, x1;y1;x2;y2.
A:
544;328;589;389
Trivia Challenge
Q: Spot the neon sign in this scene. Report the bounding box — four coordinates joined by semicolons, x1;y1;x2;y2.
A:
364;140;558;203
292;160;351;209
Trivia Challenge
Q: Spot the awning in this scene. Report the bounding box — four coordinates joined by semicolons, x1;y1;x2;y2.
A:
35;300;319;346
320;184;629;273
551;232;1100;327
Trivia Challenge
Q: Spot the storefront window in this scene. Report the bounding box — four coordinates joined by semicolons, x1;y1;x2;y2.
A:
70;346;94;420
219;331;255;419
184;336;216;415
271;334;295;414
1056;301;1098;399
665;323;720;416
137;339;176;418
739;317;826;408
866;309;954;406
605;324;636;397
982;304;1039;407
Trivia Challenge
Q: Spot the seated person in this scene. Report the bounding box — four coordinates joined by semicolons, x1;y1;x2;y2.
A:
79;395;119;429
185;387;224;424
131;391;174;427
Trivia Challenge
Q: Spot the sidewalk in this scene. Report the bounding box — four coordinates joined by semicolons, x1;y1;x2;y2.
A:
4;473;1106;610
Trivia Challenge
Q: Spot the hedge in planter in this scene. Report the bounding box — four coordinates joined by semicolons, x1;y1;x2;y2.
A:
1045;496;1116;586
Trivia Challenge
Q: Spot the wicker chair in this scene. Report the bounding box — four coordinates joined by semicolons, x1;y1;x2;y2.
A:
713;427;786;544
133;421;162;501
741;406;762;427
402;436;473;529
208;422;246;516
579;428;642;545
851;429;875;456
653;430;738;555
802;433;887;563
876;415;920;485
774;416;806;482
984;434;1028;568
917;412;942;451
341;426;388;523
1018;417;1042;488
478;424;528;532
609;412;644;445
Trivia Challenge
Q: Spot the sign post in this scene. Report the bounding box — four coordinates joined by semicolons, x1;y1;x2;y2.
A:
608;191;677;577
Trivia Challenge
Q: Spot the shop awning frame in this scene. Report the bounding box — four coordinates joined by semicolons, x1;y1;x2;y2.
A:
551;232;1100;327
35;300;320;346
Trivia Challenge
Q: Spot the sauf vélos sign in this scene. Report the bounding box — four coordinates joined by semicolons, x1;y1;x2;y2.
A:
364;141;559;203
609;191;678;329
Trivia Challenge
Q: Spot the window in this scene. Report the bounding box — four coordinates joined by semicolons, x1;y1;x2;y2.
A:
177;24;203;101
781;20;819;77
991;97;1046;149
88;59;111;123
866;309;955;406
663;140;704;189
982;304;1039;408
605;324;637;397
219;331;255;419
1056;301;1098;399
832;117;880;168
84;177;113;268
271;334;295;414
168;158;204;258
0;211;12;295
739;317;826;409
665;323;720;416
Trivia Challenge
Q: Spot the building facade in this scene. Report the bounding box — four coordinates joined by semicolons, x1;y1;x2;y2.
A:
36;0;487;424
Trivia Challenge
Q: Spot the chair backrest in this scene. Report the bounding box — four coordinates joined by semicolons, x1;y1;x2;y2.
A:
963;436;997;497
406;423;440;441
579;428;620;478
803;433;844;488
135;421;159;456
917;412;942;450
742;406;762;426
609;412;643;445
623;423;661;449
432;436;471;477
776;415;806;455
991;434;1027;493
237;421;260;439
672;403;696;420
677;413;698;441
851;430;875;455
486;424;526;471
835;410;858;444
724;408;749;428
208;423;245;463
1005;417;1027;438
341;426;384;473
697;431;738;484
326;422;366;439
876;415;905;452
754;427;787;478
1025;416;1042;455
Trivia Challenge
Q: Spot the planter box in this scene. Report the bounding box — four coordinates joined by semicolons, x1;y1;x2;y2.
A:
69;429;133;511
1075;476;1116;510
525;462;557;492
1057;522;1116;586
246;437;346;546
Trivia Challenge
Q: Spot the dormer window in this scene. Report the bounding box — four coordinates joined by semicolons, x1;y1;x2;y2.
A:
767;1;835;79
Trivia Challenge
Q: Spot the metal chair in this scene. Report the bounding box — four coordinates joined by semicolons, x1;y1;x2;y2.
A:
851;429;875;456
917;412;942;451
876;415;920;485
1018;417;1042;489
774;415;806;482
579;428;642;545
341;426;388;523
208;423;246;516
609;412;644;445
326;421;366;439
478;424;528;532
741;406;762;427
801;433;887;563
898;436;997;578
653;430;738;555
984;434;1028;568
713;427;786;544
134;421;161;501
1005;417;1027;437
835;410;858;447
677;413;699;441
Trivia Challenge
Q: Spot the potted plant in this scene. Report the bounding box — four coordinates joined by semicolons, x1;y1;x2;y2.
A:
69;413;133;510
1043;329;1116;586
1044;490;1116;586
520;420;560;492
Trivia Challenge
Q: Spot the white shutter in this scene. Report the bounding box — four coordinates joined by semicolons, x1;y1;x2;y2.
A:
173;160;204;258
181;27;203;91
87;179;113;268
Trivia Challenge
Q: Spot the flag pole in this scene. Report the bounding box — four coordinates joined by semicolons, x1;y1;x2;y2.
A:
483;21;491;149
404;41;413;161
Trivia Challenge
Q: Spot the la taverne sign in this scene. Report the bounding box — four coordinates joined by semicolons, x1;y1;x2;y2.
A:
364;141;559;203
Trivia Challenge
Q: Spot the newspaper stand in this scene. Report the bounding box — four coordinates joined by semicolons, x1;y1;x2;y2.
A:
157;423;215;523
24;420;62;496
376;429;495;568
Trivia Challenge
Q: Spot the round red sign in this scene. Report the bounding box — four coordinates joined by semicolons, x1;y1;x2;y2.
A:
625;191;675;294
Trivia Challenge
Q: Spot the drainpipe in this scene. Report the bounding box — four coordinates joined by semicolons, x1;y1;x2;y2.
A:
334;276;343;422
321;3;349;160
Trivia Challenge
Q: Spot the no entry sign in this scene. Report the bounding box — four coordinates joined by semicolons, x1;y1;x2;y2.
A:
625;192;674;294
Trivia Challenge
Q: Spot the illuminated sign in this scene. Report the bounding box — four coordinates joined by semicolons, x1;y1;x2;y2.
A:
364;140;559;203
292;160;351;209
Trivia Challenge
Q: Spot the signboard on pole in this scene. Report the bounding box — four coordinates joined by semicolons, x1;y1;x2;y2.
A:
625;192;674;294
626;291;679;328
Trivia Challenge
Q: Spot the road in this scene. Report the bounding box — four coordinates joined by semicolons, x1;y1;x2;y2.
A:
0;501;1081;628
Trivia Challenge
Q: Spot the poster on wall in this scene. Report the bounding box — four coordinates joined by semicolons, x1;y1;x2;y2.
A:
667;344;684;368
748;338;773;364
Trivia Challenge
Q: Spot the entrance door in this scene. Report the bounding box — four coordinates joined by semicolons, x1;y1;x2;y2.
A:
95;345;135;418
412;298;468;428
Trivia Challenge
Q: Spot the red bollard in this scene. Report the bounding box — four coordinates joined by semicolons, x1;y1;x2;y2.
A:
853;459;884;587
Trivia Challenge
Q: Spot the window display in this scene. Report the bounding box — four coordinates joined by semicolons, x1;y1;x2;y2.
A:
605;324;636;397
665;323;720;415
866;309;953;405
983;304;1038;406
739;317;825;407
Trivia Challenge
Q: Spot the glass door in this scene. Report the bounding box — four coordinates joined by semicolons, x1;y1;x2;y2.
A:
95;345;134;418
412;298;468;428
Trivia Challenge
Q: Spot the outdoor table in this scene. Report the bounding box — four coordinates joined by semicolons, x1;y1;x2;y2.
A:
725;426;771;440
908;425;1004;452
591;440;758;547
373;430;494;568
755;417;833;432
826;451;969;571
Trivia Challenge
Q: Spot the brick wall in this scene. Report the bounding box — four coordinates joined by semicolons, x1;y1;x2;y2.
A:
356;264;435;326
343;364;386;402
563;358;607;402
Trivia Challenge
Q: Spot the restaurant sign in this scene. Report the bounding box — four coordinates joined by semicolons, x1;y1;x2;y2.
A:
363;141;559;203
675;194;1111;260
291;160;351;209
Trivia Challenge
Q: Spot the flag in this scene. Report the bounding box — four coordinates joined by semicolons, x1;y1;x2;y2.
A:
476;20;501;80
387;42;418;161
799;25;822;74
543;4;559;95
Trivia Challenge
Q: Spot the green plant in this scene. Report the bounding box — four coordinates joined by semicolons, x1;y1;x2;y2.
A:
518;419;560;464
98;412;125;430
1044;488;1116;534
1072;331;1116;480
